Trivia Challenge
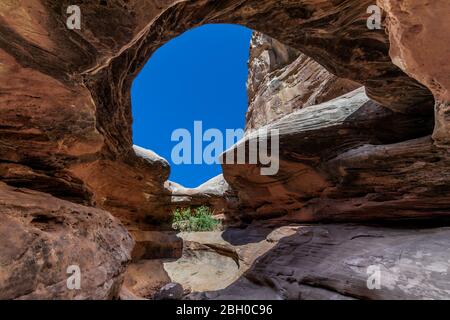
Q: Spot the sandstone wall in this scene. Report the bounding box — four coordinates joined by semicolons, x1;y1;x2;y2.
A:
378;0;450;147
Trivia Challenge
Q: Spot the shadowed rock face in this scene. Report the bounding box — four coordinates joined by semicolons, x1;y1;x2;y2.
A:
0;0;449;300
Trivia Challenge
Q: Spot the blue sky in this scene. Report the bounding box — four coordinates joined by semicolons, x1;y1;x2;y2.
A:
132;24;252;187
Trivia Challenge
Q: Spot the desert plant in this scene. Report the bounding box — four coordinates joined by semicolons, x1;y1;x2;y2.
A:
172;206;220;232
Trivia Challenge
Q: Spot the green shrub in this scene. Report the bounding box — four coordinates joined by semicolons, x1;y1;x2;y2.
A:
172;206;220;232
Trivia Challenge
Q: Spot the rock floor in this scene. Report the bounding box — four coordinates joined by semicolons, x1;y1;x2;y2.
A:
122;222;450;300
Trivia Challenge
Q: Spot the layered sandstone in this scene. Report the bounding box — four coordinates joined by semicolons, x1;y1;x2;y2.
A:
378;0;450;146
0;182;133;299
167;174;237;215
223;88;435;222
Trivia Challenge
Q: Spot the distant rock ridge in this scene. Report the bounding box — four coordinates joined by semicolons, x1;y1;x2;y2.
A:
166;174;237;216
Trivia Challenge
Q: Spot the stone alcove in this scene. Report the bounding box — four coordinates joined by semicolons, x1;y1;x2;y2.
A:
59;0;436;226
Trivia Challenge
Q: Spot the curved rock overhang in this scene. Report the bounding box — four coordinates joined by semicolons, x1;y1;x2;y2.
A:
0;0;442;227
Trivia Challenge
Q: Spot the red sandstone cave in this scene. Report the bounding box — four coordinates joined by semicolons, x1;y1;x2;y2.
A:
0;0;449;300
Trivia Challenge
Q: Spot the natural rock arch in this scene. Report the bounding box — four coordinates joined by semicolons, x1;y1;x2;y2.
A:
1;0;434;223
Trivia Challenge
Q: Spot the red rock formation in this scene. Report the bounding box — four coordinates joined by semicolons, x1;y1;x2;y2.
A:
220;1;450;224
167;175;237;216
0;182;133;299
0;0;435;225
67;145;171;229
223;88;435;222
378;0;450;146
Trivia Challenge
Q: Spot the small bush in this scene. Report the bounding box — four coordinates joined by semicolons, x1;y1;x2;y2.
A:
172;206;220;232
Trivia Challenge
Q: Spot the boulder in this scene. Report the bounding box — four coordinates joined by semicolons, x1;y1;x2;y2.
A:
154;283;184;300
378;0;450;146
0;182;133;299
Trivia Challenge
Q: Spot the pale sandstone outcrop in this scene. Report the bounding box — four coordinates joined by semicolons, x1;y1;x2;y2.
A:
246;32;360;130
0;182;133;299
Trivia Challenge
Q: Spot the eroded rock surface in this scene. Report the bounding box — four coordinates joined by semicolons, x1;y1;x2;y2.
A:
0;0;435;226
167;175;237;215
378;0;450;147
0;182;133;299
122;259;171;299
